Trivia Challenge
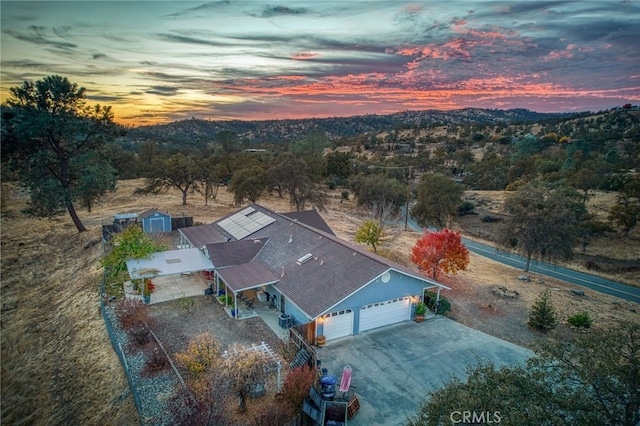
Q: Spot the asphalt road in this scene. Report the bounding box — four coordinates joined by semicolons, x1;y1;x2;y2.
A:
401;210;640;304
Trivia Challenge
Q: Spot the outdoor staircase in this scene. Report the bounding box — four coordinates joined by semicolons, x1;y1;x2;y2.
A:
290;347;311;370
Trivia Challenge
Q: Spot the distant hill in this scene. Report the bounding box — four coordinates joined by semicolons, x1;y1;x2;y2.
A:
124;108;574;146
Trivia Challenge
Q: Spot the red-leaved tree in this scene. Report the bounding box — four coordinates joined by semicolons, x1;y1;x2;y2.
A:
410;229;470;280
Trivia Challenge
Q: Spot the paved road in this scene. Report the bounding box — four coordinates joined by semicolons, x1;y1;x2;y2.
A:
401;209;640;304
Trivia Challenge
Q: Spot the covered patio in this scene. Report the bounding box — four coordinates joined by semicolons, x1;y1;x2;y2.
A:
214;262;280;320
125;248;214;305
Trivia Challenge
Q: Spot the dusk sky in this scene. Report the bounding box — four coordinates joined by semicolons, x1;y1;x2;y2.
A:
1;1;639;126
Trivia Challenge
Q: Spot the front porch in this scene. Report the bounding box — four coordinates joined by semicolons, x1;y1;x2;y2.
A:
214;287;290;340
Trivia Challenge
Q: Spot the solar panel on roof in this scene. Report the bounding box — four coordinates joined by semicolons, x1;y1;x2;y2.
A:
218;208;276;240
252;212;276;226
219;218;233;228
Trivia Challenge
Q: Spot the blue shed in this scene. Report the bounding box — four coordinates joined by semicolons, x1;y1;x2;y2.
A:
140;209;172;233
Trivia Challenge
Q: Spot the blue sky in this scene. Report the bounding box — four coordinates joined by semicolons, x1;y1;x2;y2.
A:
1;1;639;126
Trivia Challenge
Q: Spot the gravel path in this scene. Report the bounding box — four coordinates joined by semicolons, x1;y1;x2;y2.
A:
103;303;178;426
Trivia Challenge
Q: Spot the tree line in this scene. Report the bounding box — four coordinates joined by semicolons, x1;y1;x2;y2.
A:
2;76;638;273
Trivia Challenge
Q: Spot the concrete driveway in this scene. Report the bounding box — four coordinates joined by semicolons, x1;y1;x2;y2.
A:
315;317;534;426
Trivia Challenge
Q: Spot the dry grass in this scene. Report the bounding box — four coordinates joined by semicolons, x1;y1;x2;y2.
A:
461;189;640;286
1;184;137;425
2;179;638;424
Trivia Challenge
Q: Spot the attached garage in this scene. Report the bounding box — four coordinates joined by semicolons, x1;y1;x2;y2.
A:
359;297;411;333
322;309;353;341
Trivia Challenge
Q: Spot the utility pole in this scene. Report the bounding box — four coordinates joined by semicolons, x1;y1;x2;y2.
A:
405;166;411;231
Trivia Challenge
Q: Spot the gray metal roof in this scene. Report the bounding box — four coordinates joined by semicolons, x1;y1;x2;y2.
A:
114;212;139;220
126;248;213;279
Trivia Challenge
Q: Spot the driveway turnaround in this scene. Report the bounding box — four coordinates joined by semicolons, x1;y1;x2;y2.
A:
315;317;534;426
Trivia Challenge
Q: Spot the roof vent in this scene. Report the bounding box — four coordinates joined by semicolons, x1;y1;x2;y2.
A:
297;253;313;265
288;235;293;243
253;239;261;244
281;266;285;277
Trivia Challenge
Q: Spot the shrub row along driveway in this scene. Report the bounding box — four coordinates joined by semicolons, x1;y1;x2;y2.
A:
316;317;534;426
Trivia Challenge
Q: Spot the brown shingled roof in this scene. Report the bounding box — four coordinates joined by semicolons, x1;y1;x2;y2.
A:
179;224;227;248
216;262;280;292
208;204;446;319
281;210;335;235
205;238;267;267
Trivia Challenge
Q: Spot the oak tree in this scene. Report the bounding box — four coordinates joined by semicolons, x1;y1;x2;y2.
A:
499;180;585;272
228;165;267;204
349;174;406;218
139;152;199;205
410;229;470;280
411;173;464;229
1;75;119;232
608;175;640;235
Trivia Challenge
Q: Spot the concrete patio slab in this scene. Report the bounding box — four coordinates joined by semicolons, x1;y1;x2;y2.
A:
147;273;209;304
315;317;534;426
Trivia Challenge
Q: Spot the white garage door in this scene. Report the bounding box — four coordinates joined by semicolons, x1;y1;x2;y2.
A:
322;309;353;341
359;297;411;332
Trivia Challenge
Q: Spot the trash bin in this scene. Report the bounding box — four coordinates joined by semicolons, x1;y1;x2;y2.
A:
279;314;291;328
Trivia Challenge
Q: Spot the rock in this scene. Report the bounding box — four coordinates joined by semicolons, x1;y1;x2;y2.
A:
492;286;519;298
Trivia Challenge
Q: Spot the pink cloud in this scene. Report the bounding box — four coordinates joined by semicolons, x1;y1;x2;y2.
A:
291;52;320;60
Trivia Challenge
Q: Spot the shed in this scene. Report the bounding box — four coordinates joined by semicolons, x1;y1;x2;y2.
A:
140;209;172;233
113;212;140;226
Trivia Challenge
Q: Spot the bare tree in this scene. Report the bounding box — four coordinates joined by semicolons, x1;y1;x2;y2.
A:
223;343;272;413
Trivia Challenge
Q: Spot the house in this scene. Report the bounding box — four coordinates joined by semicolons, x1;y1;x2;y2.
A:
140;208;172;233
180;204;449;343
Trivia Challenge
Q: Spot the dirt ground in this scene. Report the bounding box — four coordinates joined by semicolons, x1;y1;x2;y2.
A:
2;179;639;425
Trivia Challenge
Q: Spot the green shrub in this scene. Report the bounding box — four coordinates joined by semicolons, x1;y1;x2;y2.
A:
424;291;451;315
218;294;233;305
457;201;475;216
528;290;558;332
567;312;592;328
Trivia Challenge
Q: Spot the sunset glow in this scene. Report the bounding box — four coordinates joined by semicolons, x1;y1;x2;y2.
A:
1;1;638;126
